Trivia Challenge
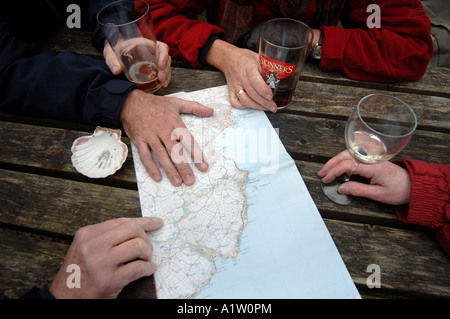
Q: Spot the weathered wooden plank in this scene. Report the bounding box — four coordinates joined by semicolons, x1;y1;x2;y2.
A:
0;122;137;186
2;219;448;299
0;229;156;299
42;30;101;60
0;229;67;299
289;81;450;132
0;169;141;237
325;219;450;298
267;113;450;165
300;64;450;98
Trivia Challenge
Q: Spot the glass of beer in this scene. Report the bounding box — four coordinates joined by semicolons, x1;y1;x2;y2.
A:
97;0;162;93
259;18;313;109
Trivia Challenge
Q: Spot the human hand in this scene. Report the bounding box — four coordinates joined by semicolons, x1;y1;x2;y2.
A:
206;40;277;112
103;40;172;87
49;217;163;299
318;150;411;205
120;89;214;186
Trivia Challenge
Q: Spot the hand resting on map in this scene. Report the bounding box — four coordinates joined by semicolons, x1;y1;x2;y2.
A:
120;90;214;186
48;217;163;299
104;40;214;186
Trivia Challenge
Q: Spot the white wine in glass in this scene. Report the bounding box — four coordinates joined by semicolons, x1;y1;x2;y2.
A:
322;94;418;205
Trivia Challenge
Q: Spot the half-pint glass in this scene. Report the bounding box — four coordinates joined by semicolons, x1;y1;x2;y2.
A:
97;0;161;93
259;18;313;109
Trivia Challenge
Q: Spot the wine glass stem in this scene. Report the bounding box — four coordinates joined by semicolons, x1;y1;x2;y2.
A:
343;160;360;182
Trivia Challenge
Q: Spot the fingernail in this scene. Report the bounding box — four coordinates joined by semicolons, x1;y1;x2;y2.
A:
199;162;208;171
152;173;161;181
271;107;277;113
184;174;194;184
172;175;181;184
265;94;272;100
338;186;348;194
150;217;164;227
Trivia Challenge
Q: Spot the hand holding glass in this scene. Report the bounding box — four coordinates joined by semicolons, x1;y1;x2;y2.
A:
97;0;162;93
321;94;417;205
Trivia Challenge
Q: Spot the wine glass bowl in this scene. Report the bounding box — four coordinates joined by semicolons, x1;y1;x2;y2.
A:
345;94;417;165
321;94;417;205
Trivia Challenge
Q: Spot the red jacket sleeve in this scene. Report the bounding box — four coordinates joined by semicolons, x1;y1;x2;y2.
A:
394;159;450;256
142;0;225;68
321;0;433;82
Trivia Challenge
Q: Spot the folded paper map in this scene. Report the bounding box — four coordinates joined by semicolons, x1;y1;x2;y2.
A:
131;85;360;299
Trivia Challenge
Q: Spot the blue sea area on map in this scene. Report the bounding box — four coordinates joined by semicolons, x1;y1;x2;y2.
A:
196;107;360;299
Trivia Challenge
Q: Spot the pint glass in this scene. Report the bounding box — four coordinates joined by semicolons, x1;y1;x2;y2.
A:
97;0;162;93
259;19;313;109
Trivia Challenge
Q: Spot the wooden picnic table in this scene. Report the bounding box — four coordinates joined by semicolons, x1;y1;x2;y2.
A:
1;30;449;299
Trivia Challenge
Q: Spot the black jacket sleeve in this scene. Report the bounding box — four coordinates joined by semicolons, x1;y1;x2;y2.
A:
0;10;136;126
20;286;55;299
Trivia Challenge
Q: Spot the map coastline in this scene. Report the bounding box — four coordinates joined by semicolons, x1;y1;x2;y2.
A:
132;86;250;298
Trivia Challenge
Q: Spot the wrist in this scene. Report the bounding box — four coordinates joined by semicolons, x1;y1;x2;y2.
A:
120;89;162;124
199;34;222;66
311;29;322;47
120;89;141;123
48;273;70;299
205;39;236;71
309;29;323;60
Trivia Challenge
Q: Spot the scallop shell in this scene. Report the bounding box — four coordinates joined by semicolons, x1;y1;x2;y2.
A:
71;126;128;178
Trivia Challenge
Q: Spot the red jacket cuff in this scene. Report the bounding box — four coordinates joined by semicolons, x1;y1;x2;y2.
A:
394;159;450;230
319;26;346;73
178;23;225;68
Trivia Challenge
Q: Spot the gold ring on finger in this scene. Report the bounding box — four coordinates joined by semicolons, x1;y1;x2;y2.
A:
236;89;245;97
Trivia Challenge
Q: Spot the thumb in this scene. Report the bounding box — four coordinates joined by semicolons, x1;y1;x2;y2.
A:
104;42;122;75
338;181;380;201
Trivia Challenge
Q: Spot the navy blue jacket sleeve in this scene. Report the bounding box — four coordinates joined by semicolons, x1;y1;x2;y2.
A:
0;12;136;126
20;286;55;299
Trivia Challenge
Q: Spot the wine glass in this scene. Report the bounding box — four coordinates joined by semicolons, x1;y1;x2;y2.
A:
321;94;418;205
